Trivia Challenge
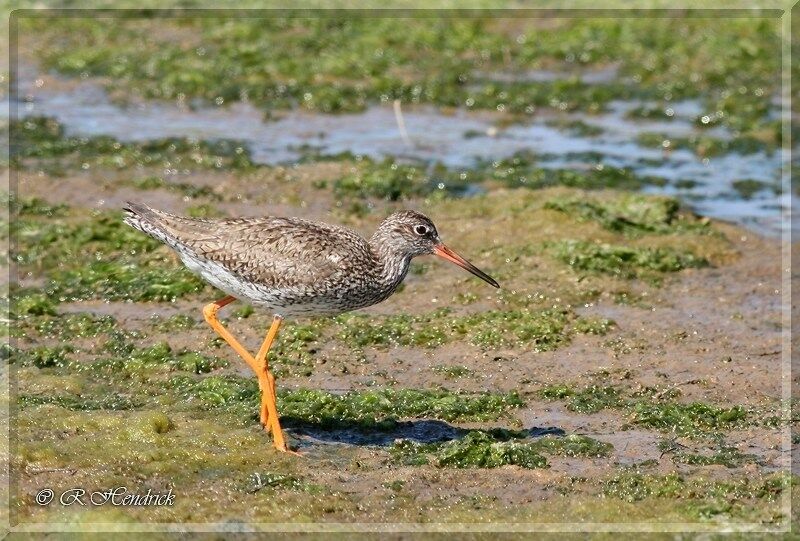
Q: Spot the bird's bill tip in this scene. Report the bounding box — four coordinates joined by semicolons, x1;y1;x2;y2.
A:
433;243;500;288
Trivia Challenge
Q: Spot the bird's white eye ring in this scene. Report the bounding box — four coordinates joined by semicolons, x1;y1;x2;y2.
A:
414;225;428;235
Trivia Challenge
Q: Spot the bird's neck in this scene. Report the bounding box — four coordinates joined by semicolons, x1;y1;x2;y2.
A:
369;232;412;290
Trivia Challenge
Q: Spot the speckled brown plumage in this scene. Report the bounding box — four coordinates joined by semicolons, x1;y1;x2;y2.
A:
123;202;498;318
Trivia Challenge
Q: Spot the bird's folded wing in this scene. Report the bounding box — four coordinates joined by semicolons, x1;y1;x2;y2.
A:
173;217;368;289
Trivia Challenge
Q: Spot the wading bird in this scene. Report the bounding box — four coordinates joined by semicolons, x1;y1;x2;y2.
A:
123;204;499;453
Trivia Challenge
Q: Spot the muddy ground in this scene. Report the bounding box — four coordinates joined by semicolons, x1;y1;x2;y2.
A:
4;13;796;536
7;159;793;533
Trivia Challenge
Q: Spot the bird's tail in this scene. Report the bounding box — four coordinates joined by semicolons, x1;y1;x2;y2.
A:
123;201;157;228
122;201;177;246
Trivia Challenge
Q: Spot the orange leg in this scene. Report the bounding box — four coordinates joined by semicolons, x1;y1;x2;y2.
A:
202;296;293;453
254;316;288;451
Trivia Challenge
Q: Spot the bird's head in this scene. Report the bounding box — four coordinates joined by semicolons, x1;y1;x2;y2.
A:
372;210;499;288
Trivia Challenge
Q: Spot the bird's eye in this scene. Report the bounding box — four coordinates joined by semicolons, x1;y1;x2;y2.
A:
414;225;429;236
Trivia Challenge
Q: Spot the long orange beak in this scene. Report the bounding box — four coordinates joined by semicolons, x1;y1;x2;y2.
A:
433;243;499;288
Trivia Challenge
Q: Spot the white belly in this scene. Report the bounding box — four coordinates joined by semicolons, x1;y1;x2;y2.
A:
179;250;349;318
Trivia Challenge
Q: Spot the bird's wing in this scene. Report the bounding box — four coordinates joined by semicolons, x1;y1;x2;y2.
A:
152;213;372;288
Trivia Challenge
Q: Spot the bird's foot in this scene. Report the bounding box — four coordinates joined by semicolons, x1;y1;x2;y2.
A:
274;442;304;456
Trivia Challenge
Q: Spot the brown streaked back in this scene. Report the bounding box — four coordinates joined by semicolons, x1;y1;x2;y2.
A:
123;203;379;290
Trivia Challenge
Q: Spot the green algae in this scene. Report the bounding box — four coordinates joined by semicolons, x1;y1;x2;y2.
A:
149;412;174;434
538;384;574;401
170;374;259;410
11;195;69;217
12;206;208;302
629;401;747;436
231;304;255;319
636;132;775;156
382;480;405;491
481;152;668;191
334;160;431;201
149;313;197;332
328;157;482;201
168;376;524;429
13;207;209;302
557;385;626;414
99;329;144;357
674;179;700;190
602;471;790;508
531;434;613;459
251;148;669;202
3;29;783;521
172;351;229;375
539;384;750;438
35;312;118;339
92;342;228;377
543;194;710;236
336;309;450;349
611;289;651;308
391;431;612;468
18;392;143;411
573;316;615;335
12;116;256;174
46;260;206;303
548;240;709;280
3;136;772;525
431;365;474;379
13;339;229;384
131;175;222;200
277;388;525;430
247;472;311;493
12;124;705;211
732;178;776;200
626;104;678;121
459;308;571;350
9;344;74;368
658;439;758;469
11;114;741;211
13;207;160;269
26;17;780;138
186;203;225;218
336;306;575;351
392;431;549;469
601;472;696;502
11;290;57;317
544;119;603;137
268;321;327;378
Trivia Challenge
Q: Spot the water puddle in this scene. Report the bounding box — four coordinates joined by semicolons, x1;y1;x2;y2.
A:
8;65;790;237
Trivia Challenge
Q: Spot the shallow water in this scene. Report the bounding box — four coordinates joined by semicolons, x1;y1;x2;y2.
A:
9;66;791;237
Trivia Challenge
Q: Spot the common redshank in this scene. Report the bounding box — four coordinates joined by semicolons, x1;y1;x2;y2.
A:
123;203;499;453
